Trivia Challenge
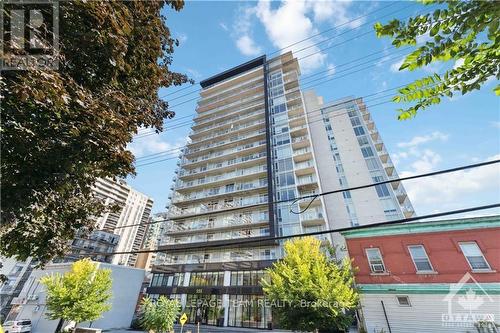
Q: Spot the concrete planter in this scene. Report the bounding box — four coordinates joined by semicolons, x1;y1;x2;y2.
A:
74;328;102;333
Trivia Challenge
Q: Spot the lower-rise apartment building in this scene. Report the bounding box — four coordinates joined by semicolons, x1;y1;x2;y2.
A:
147;52;415;328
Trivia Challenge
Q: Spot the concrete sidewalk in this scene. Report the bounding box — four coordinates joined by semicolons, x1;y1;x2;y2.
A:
107;324;290;332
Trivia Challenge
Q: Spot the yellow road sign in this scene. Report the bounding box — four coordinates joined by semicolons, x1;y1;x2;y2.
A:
180;312;188;326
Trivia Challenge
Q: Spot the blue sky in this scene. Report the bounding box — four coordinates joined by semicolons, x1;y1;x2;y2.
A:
127;1;500;219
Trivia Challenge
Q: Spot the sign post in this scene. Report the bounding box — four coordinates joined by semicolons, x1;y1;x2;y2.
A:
179;313;188;333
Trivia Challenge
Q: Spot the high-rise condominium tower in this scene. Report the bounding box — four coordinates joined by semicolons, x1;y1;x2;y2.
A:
92;178;153;267
147;52;414;329
303;92;415;246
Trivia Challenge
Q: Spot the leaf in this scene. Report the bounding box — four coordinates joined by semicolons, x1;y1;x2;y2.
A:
430;22;441;36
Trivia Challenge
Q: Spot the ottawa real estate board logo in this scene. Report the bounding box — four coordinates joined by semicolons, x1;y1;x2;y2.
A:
1;0;59;70
442;272;497;329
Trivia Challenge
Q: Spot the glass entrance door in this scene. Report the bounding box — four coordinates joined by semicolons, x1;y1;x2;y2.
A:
185;294;223;326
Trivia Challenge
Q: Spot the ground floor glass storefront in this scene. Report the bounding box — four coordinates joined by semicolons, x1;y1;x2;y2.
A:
228;295;272;329
185;294;224;326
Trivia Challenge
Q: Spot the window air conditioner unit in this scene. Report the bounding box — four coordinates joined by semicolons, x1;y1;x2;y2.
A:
371;264;385;273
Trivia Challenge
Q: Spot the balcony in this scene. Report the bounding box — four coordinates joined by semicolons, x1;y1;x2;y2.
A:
185;128;266;157
168;196;268;220
293;147;312;162
160;248;277;265
294;160;315;176
366;121;375;131
290;124;308;138
178;152;267;180
200;67;263;99
296;174;318;189
196;92;265;120
181;140;267;168
198;76;263;106
171;181;268;205
198;81;263;111
168;207;268;230
164;227;267;246
301;209;325;227
176;165;267;192
191;109;265;138
291;135;309;149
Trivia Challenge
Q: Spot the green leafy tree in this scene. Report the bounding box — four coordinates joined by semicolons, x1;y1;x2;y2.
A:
0;1;190;264
139;296;181;333
40;259;112;331
374;0;499;119
261;237;359;333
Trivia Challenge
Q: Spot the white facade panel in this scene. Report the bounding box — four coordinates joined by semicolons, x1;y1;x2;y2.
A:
12;263;145;332
361;293;500;333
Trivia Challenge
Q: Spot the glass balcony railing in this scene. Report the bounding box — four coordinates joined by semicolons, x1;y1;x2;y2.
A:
198;79;263;108
201;73;263;101
164;228;268;245
293;147;311;157
181;140;267;166
186;126;266;154
192;110;264;136
168;198;268;220
294;160;315;170
161;248;277;265
176;165;267;190
178;151;267;178
196;93;265;118
171;181;268;204
296;175;317;185
300;208;324;222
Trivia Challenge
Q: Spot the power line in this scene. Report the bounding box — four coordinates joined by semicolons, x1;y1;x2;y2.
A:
80;204;500;257
131;77;435;167
98;159;500;232
135;4;422;138
155;2;408;105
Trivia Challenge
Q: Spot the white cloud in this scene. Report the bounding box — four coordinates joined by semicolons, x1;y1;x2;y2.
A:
219;22;228;31
128;134;185;158
255;0;327;73
490;121;500;129
390;58;405;73
397;131;449;148
236;35;263;56
401;154;500;207
231;6;263;58
186;68;202;80
326;63;336;77
310;1;365;28
176;32;188;44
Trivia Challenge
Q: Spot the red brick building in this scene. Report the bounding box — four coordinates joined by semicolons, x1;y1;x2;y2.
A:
341;215;500;333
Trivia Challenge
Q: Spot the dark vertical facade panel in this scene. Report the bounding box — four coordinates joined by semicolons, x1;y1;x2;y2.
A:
263;58;276;238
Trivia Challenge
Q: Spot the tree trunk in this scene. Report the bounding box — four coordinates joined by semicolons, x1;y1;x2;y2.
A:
55;319;64;333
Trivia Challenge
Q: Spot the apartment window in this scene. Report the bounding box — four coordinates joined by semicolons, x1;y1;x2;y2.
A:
396;296;411;307
375;184;390;198
365;157;379;170
353;126;365;136
408;245;434;272
350;117;361;127
357;135;369;146
366;248;386;273
272;103;287;114
361;147;374;158
348;110;357;117
459;242;491;270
